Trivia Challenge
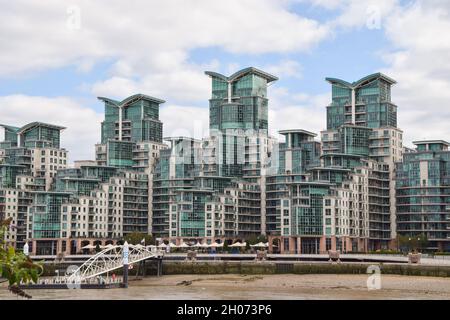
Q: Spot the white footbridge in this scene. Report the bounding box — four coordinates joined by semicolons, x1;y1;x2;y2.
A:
67;244;164;283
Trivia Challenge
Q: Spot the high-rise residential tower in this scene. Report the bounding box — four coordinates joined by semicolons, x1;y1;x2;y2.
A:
396;140;450;252
96;94;166;169
321;73;403;250
0;122;68;250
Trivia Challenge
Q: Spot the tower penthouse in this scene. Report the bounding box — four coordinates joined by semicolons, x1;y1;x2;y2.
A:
96;94;166;169
325;73;397;130
205;67;278;134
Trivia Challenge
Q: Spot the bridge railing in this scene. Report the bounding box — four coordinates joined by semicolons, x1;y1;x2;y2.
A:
66;245;164;283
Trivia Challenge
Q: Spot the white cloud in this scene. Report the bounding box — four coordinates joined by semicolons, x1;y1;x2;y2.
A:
299;0;399;29
3;0;450;158
160;105;209;140
300;0;450;145
91;59;216;103
332;0;399;29
380;1;450;145
0;95;103;162
0;95;211;162
0;0;331;104
268;86;328;139
264;60;303;79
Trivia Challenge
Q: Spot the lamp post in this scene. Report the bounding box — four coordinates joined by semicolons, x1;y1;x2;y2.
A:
122;241;129;288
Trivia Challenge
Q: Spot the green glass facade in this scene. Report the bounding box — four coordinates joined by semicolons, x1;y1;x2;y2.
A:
152;138;202;237
326;73;397;130
396;141;450;251
17;122;65;149
107;140;134;168
97;94;165;170
206;68;277;133
339;125;371;157
0;125;19;149
0;165;26;188
55;166;118;196
205;68;277;178
176;190;212;238
99;94;164;144
291;183;330;236
31;192;71;239
265;130;321;236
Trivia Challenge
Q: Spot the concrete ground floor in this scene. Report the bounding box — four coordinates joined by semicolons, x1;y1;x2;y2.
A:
26;235;397;256
30;238;122;256
267;236;397;254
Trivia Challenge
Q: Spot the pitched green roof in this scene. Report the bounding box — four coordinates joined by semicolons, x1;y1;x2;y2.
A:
17;122;66;135
98;94;165;107
205;67;278;83
326;73;397;88
0;124;20;132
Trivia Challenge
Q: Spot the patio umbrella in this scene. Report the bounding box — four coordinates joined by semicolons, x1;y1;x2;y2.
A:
169;243;178;248
158;243;168;248
250;242;268;248
179;243;190;248
210;242;224;248
229;242;246;247
81;244;96;249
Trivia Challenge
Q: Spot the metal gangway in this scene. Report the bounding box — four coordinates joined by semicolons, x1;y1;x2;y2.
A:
66;244;164;284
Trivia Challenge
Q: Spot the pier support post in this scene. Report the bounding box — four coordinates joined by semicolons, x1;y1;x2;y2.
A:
142;260;146;277
123;264;129;288
157;258;162;277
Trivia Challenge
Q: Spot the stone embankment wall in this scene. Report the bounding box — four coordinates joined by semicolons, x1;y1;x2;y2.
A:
42;261;450;278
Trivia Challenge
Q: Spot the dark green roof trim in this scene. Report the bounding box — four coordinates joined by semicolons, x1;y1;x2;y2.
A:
413;140;450;146
17;122;66;135
98;94;165;107
320;153;363;159
0;124;20;132
326;73;397;88
278;129;317;137
325;78;352;88
205;67;278;83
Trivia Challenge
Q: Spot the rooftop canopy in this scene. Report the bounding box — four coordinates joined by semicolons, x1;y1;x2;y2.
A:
279;129;317;137
205;67;278;84
17;122;66;135
97;93;166;108
325;72;397;89
413;140;450;147
0;124;20;132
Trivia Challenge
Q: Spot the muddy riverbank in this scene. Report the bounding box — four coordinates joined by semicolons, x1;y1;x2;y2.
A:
2;274;450;300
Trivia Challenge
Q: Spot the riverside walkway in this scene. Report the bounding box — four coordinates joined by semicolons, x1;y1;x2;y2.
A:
30;253;450;266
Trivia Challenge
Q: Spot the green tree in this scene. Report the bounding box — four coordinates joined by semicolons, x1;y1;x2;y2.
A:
0;218;42;298
123;232;155;245
245;235;268;245
417;234;429;253
223;241;229;253
397;234;429;253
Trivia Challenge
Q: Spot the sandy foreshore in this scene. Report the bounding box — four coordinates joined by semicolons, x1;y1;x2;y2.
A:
1;274;450;300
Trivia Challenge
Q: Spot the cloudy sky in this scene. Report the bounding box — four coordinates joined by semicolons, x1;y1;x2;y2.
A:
1;0;449;162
